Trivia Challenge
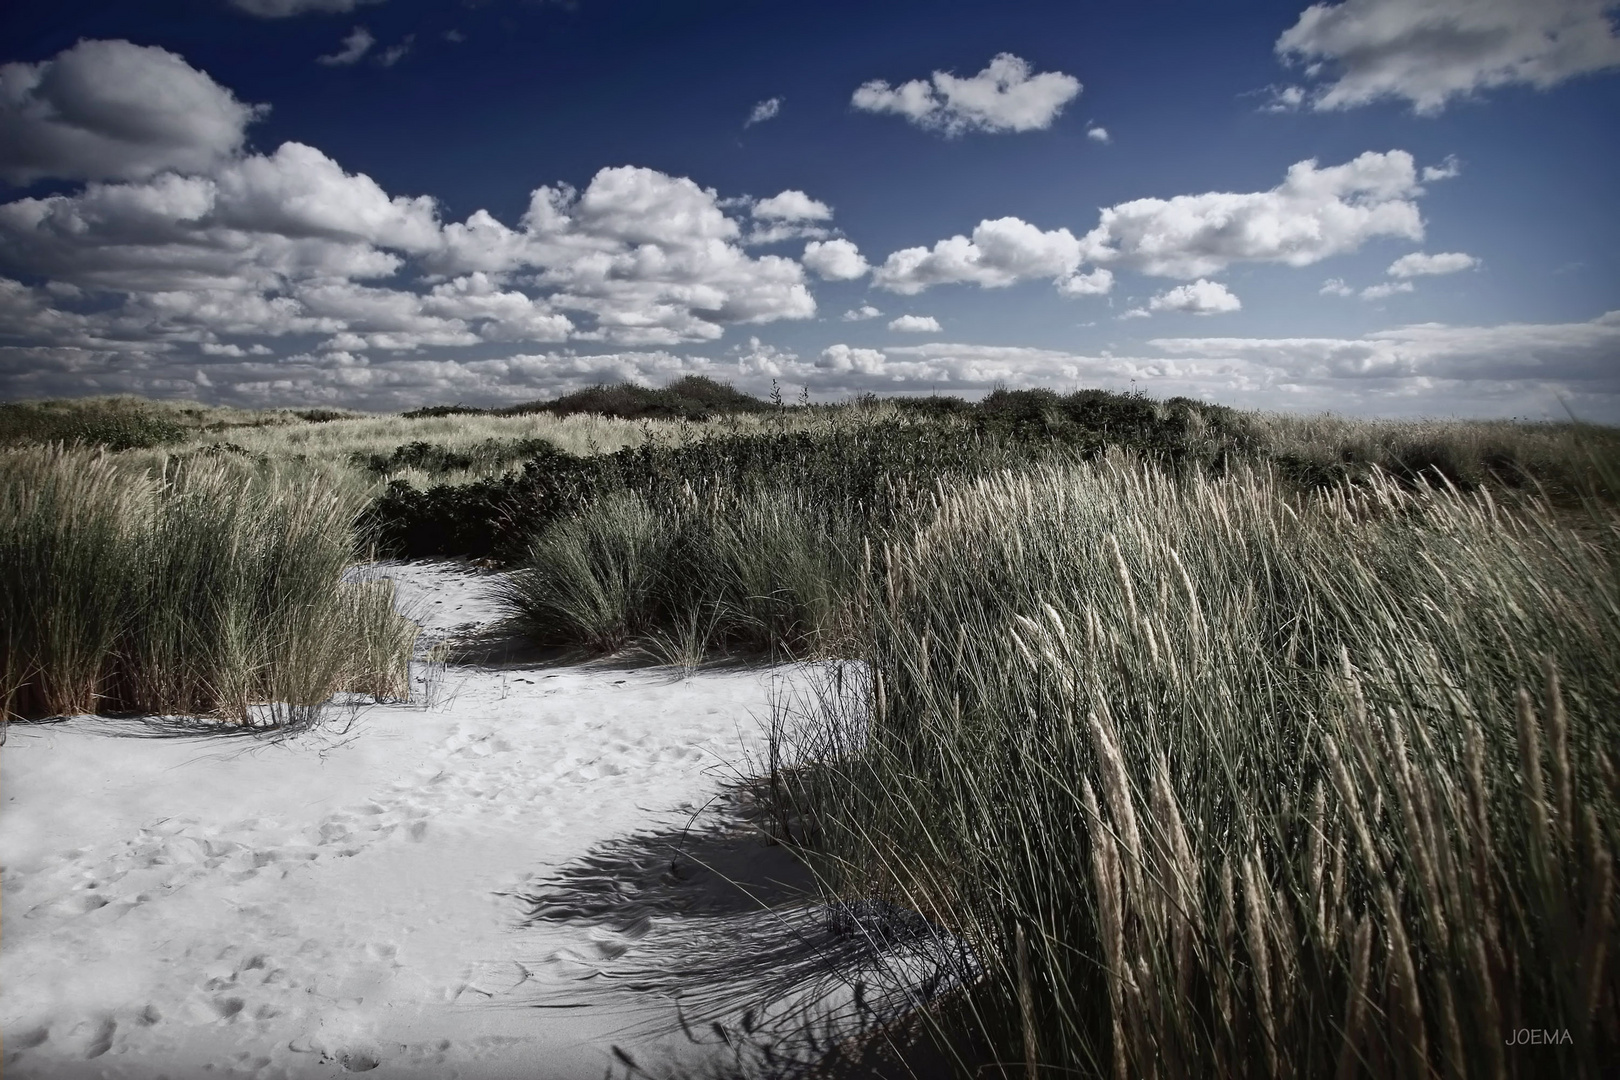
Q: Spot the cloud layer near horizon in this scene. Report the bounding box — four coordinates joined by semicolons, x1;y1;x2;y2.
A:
6;311;1616;421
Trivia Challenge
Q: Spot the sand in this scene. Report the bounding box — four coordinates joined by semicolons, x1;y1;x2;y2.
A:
1;562;961;1080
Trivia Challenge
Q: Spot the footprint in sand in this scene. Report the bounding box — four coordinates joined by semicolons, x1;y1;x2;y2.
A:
61;1016;116;1059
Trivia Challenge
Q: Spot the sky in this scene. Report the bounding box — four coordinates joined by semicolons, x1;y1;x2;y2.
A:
1;0;1618;419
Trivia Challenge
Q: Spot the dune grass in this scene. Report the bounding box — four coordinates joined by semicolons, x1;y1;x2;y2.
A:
0;445;418;726
765;456;1618;1078
499;486;861;662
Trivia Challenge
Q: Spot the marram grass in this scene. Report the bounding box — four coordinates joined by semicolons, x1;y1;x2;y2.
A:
767;455;1618;1079
0;445;418;726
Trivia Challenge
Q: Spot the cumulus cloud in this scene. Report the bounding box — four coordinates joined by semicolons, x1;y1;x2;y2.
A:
2;137;819;354
802;239;870;281
745;97;782;127
818;343;887;374
1276;0;1620;114
430;166;818;344
1086;125;1111;143
874;217;1086;294
1320;277;1355;296
229;0;381;16
852;53;1081;135
0;40;266;185
875;151;1442;298
1388;251;1478;277
752;190;832;222
1081;150;1431;278
1055;268;1114;297
842;304;882;321
746;189;833;243
1360;280;1415;300
1148;279;1242;315
889;314;942;333
318;27;375;65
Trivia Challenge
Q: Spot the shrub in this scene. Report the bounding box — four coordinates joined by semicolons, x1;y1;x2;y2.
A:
497;375;772;422
0;401;187;451
360;419;1032;561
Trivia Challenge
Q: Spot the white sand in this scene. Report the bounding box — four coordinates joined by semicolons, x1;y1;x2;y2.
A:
1;562;958;1080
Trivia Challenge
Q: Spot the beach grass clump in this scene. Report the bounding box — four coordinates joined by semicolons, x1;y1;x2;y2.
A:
500;485;859;660
0;445;417;725
768;455;1619;1078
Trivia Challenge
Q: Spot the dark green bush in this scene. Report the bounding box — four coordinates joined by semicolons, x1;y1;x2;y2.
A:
360;421;1039;561
352;437;560;477
401;404;490;419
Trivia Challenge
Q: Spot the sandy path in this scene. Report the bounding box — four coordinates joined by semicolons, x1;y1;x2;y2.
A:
1;562;944;1080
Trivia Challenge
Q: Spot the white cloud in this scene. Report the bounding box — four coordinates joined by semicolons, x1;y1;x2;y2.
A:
1082;150;1429;278
752;190;832;222
818;343;888;374
1276;0;1620;114
1086;125;1111;143
1422;156;1462;181
1148;279;1242;315
1360;280;1415;300
7;312;1616;420
842;304;882;321
745;97;782;127
0;40;266;185
875;217;1084;294
748;190;834;242
733;335;797;378
1388;251;1477;277
1151;311;1620;391
1055;268;1114;297
377;36;413;68
851;53;1082;136
0;142;439;295
1;146;816;353
889;314;942;333
802;238;870;281
883;151;1439;296
439;166;817;344
318;27;375;66
1262;85;1308;111
1320;277;1355;296
229;0;381;16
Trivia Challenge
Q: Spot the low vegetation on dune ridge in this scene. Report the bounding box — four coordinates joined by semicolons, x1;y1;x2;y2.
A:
0;446;417;726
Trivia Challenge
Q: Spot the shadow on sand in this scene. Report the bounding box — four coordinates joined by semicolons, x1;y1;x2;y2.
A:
515;787;981;1080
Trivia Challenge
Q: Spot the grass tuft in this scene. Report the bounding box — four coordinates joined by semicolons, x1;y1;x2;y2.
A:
0;445;418;726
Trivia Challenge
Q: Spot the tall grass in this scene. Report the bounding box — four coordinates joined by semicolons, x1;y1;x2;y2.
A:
499;486;860;661
0;446;418;725
767;457;1618;1078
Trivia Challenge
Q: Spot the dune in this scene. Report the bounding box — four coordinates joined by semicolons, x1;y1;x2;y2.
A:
0;562;963;1080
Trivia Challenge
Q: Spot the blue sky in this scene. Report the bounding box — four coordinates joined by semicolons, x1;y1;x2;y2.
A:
2;0;1618;418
